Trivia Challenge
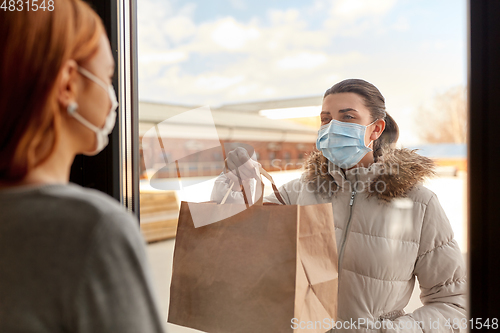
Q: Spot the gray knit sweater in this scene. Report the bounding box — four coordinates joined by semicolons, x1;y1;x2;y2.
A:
0;183;165;333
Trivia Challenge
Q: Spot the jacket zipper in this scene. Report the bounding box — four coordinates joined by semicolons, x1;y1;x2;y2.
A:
337;174;358;277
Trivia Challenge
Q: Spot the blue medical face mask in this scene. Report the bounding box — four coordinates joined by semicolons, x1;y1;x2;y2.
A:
316;118;377;169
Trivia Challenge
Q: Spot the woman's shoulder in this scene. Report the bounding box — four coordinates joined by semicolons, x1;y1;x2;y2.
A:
405;183;436;206
40;183;130;217
0;183;142;263
0;183;139;233
40;184;142;248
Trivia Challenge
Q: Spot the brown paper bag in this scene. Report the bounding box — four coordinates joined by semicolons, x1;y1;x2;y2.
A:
168;172;338;333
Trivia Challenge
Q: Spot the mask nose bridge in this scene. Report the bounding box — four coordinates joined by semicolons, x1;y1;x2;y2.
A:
107;84;119;111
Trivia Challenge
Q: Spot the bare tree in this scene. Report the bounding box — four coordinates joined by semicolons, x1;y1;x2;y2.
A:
415;85;467;143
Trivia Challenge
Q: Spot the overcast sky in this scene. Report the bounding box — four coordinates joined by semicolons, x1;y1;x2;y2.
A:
137;0;466;144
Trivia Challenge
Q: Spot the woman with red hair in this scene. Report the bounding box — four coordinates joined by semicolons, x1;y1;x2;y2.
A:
0;1;164;332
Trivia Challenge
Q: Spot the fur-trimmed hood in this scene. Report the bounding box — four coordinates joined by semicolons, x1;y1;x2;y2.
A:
301;148;436;201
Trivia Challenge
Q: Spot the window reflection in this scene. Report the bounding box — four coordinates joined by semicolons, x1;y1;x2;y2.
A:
137;0;467;329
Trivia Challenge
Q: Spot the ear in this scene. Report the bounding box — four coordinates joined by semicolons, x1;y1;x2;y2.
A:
370;119;386;141
56;59;80;112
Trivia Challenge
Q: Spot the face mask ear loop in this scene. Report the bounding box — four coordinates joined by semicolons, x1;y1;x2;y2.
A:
365;119;379;150
77;67;109;91
67;103;101;133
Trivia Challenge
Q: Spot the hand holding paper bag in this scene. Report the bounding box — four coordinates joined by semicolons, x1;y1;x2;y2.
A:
168;171;338;333
223;147;261;185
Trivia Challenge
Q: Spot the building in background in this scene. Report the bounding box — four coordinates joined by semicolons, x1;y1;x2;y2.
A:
139;97;322;179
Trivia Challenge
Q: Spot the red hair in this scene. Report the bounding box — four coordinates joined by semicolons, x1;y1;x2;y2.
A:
0;0;104;182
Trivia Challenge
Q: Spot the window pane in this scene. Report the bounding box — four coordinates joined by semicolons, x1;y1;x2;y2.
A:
137;0;467;330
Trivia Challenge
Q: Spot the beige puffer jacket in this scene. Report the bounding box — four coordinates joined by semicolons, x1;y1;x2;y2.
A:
210;148;467;332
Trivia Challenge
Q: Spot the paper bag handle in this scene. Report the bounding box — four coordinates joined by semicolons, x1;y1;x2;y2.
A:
257;166;286;205
220;166;286;205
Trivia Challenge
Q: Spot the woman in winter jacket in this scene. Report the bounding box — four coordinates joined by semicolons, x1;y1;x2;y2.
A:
211;79;467;332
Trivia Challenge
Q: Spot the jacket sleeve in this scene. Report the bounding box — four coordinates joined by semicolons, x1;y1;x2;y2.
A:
381;193;467;333
261;178;301;205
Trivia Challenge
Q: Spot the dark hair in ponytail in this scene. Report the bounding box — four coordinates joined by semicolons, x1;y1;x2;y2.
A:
324;78;399;161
